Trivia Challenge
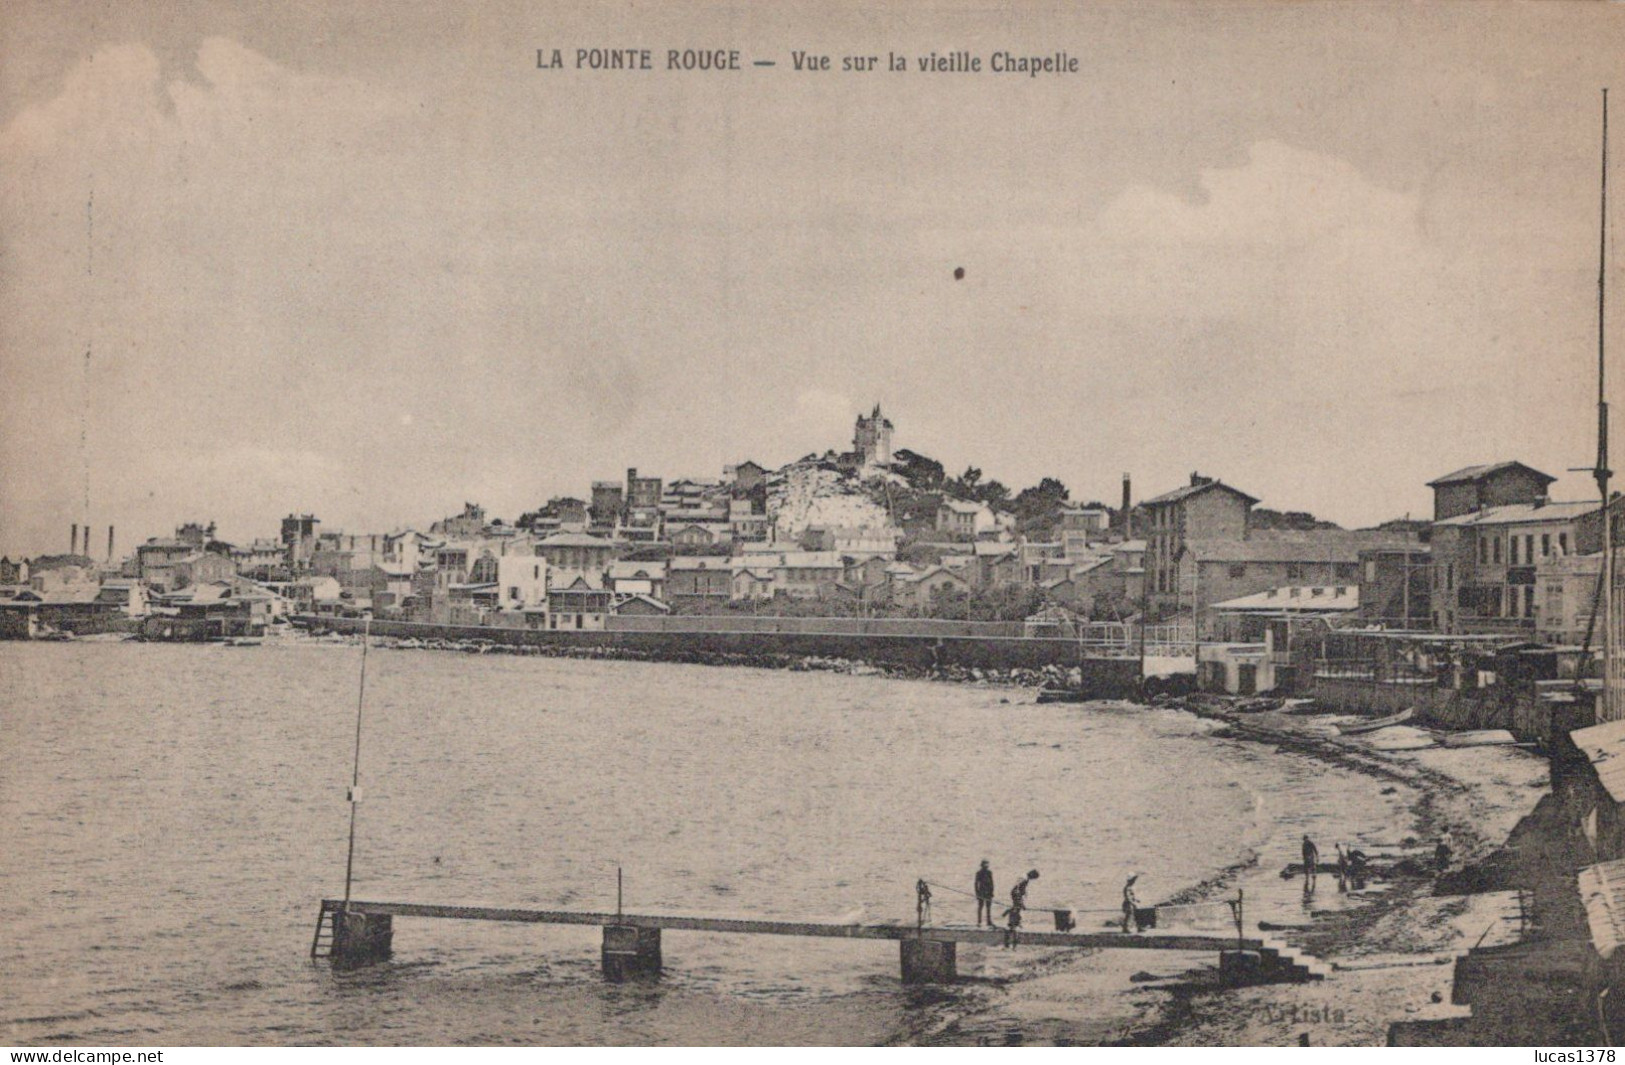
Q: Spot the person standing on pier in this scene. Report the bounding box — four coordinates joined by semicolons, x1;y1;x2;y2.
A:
916;879;933;928
1121;874;1141;933
1004;869;1038;947
974;860;995;926
1301;834;1320;885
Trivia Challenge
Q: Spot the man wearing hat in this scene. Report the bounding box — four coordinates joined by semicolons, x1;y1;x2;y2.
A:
974;860;995;927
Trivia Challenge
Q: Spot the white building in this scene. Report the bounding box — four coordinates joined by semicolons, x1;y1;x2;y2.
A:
496;554;548;611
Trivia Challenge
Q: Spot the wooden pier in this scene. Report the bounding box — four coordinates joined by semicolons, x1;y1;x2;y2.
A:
313;898;1328;985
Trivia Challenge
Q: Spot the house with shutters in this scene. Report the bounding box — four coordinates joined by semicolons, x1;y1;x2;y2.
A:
1142;474;1259;615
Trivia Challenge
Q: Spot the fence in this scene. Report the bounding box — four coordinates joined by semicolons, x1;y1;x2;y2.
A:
601;614;1196;654
604;615;1027;638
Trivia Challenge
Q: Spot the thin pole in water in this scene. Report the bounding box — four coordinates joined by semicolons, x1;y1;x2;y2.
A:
342;614;372;906
1599;89;1616;723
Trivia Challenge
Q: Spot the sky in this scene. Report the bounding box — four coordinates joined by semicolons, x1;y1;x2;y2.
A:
3;1;1625;555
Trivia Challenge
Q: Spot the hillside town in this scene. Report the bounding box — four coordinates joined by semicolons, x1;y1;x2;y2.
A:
1;406;1615;676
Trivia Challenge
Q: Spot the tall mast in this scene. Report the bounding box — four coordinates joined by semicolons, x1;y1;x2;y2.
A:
342;613;372;904
1599;88;1617;722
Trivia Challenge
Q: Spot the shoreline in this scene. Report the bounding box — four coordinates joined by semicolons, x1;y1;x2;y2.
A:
919;697;1548;1046
294;624;1148;692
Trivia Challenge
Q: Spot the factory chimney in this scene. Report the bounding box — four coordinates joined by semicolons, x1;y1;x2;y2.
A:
108;525;115;563
71;523;78;555
1120;474;1133;538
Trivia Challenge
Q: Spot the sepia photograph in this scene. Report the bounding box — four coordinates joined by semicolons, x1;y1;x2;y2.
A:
5;0;1625;1051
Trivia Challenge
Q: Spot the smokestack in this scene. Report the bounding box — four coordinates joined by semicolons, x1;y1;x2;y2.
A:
1121;473;1133;537
108;525;115;562
71;523;78;555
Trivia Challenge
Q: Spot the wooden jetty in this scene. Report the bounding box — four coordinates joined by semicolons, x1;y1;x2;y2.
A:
312;898;1327;985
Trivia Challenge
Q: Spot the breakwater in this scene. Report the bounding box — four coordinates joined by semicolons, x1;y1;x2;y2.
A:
294;615;1143;695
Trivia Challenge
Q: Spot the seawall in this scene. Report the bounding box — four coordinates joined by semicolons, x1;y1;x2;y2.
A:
294;615;1143;696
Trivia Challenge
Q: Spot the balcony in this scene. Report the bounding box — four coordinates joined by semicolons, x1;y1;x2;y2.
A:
1452;616;1536;636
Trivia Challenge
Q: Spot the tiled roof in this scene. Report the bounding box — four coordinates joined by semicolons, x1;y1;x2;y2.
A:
775;551;844;569
607;561;667;579
668;556;733;570
1142;479;1260;508
1579;858;1625;959
538;533;616;547
1571;718;1625;805
1426;461;1555;488
612;594;670;613
1183;533;1408;564
1433;501;1600;527
1211;585;1360;612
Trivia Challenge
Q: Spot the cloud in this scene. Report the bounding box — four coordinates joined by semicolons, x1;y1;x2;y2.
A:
1098;141;1419;249
0;38;405;551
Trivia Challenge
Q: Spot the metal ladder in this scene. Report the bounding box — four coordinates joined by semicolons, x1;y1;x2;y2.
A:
310;900;341;960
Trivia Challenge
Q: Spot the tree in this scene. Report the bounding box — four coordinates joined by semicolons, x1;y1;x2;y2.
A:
1014;477;1071;537
979;480;1011;511
1251;508;1341;531
892;449;946;492
947;466;983;500
927;584;971;620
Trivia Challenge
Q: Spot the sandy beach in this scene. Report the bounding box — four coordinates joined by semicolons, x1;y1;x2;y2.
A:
910;699;1551;1046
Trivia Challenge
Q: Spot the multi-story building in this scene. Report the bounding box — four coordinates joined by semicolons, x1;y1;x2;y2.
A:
535;532;619;577
1142;474;1258;614
606;560;667;599
1537;552;1602;646
431;503;487;539
1176;532;1404;636
725;460;768;495
591;481;626;527
1430;500;1605;635
937;498;995;538
772;551;845;598
136;537;197;588
545;575;611;630
1057;507;1112;558
1426;461;1557;521
280;514;319;570
495;554;547;611
626;468;663;511
1357;545;1432;629
667;557;733;604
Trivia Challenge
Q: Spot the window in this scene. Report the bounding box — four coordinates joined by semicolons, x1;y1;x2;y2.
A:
1541;533;1551;558
1286;564;1304;581
1228;564;1246;579
1560;532;1570;556
1480;538;1490;564
1525;536;1536;564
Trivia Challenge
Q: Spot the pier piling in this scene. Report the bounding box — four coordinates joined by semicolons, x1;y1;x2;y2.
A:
601;925;662;981
899;938;957;984
331;909;393;969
